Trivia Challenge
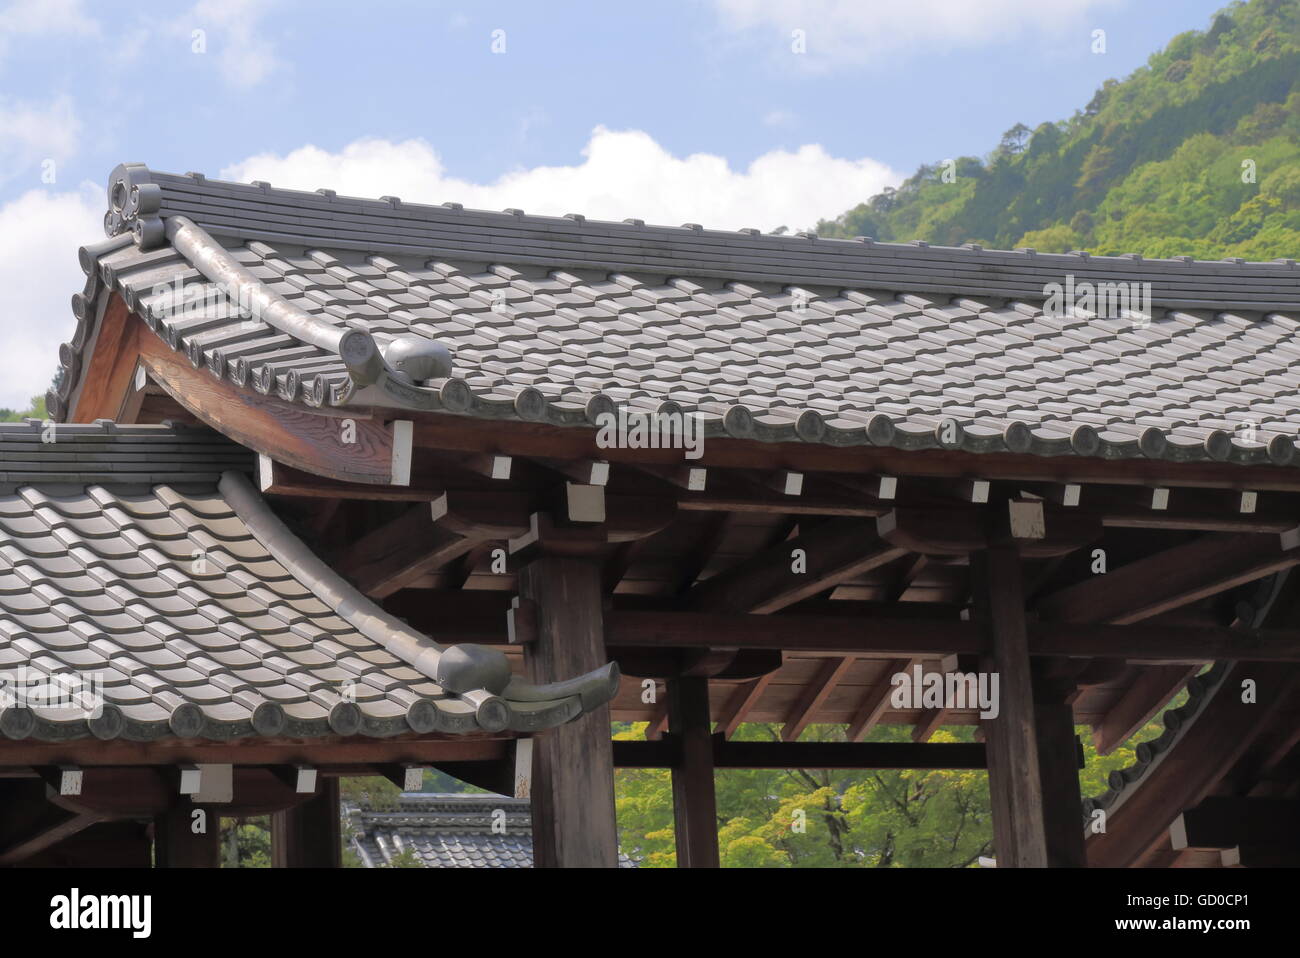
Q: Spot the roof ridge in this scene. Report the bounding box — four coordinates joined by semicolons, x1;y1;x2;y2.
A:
107;163;1300;278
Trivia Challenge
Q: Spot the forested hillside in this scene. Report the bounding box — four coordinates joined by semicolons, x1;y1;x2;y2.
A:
818;0;1300;261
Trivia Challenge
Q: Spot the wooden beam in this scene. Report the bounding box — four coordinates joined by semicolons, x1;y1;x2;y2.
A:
519;551;618;867
271;778;341;867
782;657;856;742
154;802;221;868
911;706;952;743
1037;532;1300;625
974;540;1048;868
667;677;720;867
1092;665;1197;755
0;732;509;769
644;698;670;741
1033;678;1087;867
846;659;912;742
886;555;928;602
670;513;733;594
333;503;477;597
715;674;774;739
139;325;399;485
877;506;1100;558
606;609;1300;662
688;518;907;614
0;809;104;866
610;739;987;769
67;294;140;423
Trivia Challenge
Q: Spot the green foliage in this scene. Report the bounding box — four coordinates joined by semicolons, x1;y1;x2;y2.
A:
381;847;424;868
0;395;48;422
614;697;1181;867
219;816;272;868
816;0;1300;261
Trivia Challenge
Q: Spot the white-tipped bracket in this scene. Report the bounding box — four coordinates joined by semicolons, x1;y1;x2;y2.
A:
514;739;533;800
59;766;83;797
390;420;413;486
1008;500;1046;540
770;471;804;496
566;482;606;523
1151;488;1170;511
1239;491;1257;514
878;476;898;500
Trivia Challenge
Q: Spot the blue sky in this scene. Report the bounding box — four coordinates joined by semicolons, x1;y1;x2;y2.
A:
1;0;1230;406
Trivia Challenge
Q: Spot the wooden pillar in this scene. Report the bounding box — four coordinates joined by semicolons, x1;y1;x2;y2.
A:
519;552;618;867
1033;674;1087;867
153;802;221;868
271;778;340;867
667;676;720;868
973;539;1049;867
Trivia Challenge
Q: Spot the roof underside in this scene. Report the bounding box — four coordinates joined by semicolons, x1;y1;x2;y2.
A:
52;163;1300;470
0;423;615;743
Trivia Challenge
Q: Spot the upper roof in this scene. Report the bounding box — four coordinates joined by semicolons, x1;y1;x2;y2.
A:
0;422;617;743
54;162;1300;468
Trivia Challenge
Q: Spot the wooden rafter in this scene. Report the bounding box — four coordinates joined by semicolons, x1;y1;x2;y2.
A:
781;657;856;742
846;658;913;742
688;518;907;614
1037;532;1300;625
332;504;477;598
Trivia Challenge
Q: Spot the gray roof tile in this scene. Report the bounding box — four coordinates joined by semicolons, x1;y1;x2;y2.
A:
52;165;1300;469
0;424;618;743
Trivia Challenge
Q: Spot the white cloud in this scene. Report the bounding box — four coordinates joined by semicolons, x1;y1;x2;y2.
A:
222;127;899;233
0;95;80;185
0;185;102;409
185;0;281;90
0;0;96;37
0;0;97;60
713;0;1122;65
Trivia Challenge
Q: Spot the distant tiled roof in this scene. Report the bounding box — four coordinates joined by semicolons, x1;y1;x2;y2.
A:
348;793;637;868
0;423;618;742
53;162;1300;468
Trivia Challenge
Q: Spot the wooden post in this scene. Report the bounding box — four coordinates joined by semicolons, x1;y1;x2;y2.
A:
667;676;720;868
271;778;341;867
1033;674;1087;867
519;552;618;867
153;803;221;868
973;539;1049;867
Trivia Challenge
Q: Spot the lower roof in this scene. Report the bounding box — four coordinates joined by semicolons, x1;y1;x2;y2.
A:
348;793;637;868
0;423;617;744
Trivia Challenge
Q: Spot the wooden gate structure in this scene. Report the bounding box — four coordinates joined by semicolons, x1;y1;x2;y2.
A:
2;163;1298;867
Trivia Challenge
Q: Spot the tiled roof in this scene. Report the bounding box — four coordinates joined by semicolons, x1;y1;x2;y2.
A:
53;162;1300;468
0;424;618;742
348;793;637;868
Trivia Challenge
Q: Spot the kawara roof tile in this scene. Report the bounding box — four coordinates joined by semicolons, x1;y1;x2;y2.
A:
50;163;1300;469
349;794;637;869
0;423;619;744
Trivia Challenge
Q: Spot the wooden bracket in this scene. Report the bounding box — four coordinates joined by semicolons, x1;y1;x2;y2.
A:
507;596;539;645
